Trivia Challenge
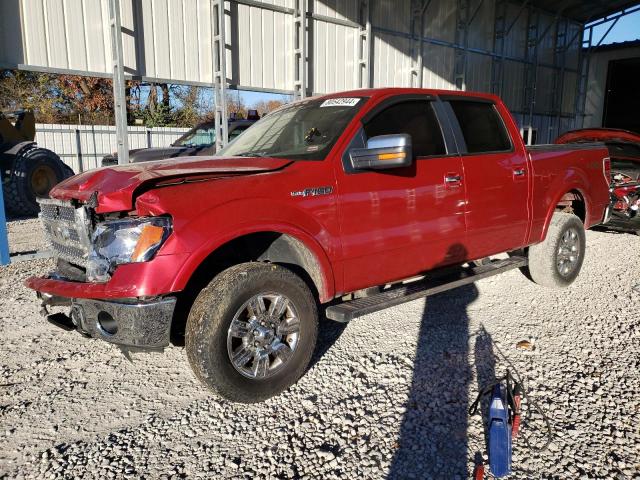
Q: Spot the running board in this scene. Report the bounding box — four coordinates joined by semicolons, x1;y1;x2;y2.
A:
325;256;527;323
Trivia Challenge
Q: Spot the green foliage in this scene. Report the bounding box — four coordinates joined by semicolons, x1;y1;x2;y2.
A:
138;102;175;127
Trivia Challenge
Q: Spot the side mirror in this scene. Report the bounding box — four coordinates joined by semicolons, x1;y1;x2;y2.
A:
349;134;413;170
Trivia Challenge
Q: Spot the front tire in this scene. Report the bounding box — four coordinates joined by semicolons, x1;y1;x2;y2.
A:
185;262;318;403
524;212;586;288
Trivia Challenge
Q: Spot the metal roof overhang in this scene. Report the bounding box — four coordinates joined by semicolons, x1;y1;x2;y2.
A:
529;0;640;23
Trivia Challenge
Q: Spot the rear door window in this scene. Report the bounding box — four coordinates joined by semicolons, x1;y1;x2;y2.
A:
448;100;511;153
364;101;446;157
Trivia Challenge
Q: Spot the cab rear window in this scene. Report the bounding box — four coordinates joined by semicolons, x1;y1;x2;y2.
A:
448;100;511;154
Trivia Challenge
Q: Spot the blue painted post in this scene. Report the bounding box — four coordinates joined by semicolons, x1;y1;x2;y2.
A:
0;180;11;266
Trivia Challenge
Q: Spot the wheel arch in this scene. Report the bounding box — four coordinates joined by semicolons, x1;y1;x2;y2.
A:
172;227;335;304
169;228;334;344
542;187;589;240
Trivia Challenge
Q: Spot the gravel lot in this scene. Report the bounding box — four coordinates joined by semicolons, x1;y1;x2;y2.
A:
1;219;639;479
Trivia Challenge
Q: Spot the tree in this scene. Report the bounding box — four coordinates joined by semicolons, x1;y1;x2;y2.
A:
226;91;247;119
137;83;176;127
253;99;289;116
58;75;114;124
173;85;211;127
0;70;63;123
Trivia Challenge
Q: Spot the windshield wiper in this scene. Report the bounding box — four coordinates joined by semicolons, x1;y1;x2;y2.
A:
235;151;271;158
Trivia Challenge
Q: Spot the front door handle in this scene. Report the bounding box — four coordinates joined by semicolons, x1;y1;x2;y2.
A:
445;174;462;184
513;168;526;177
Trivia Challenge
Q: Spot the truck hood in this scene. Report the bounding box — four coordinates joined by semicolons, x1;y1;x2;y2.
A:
50;156;292;213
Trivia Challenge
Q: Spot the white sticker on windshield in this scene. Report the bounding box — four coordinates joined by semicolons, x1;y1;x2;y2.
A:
320;98;360;107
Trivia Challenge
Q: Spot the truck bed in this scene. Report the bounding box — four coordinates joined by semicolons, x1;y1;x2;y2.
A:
526;141;610;242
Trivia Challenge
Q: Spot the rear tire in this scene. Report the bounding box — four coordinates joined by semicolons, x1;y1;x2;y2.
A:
3;146;74;217
185;262;318;403
523;212;586;288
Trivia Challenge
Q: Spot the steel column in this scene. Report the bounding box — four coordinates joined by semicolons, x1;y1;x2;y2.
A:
454;0;484;91
551;18;568;139
521;6;540;144
0;180;10;266
410;0;422;87
410;0;434;88
108;0;130;165
491;0;508;95
213;0;229;151
454;0;470;90
292;0;307;99
356;0;371;89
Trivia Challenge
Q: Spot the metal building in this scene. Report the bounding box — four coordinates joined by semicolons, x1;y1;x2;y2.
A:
1;0;639;161
583;40;640;132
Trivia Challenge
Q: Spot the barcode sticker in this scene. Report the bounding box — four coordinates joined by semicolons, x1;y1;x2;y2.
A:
320;98;361;107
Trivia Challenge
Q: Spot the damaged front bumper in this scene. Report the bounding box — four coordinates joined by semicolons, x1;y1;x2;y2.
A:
40;293;176;348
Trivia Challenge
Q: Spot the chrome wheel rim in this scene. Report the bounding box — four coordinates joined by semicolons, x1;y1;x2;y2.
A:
556;227;580;277
227;293;300;379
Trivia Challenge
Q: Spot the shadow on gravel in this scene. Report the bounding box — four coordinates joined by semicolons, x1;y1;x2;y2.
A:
309;316;347;369
389;245;494;479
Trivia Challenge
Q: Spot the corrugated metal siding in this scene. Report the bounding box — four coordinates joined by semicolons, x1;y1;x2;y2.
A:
422;44;455;90
231;2;292;92
467;0;495;52
371;0;411;35
423;1;456;43
465;52;492;93
0;0;586;141
562;71;577;115
534;65;554;114
311;19;357;94
501;60;525;111
371;32;412;88
502;3;528;59
0;0;24;66
311;0;358;22
34;124;189;172
5;0;216;83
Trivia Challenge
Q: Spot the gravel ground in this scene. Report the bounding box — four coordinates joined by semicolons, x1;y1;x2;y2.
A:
1;219;639;479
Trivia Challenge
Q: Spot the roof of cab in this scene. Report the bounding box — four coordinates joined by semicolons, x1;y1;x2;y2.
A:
313;87;501;103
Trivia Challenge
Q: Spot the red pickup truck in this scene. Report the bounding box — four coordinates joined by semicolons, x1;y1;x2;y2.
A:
27;88;611;402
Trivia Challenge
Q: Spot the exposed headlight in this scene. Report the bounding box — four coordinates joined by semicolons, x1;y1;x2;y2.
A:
87;216;172;282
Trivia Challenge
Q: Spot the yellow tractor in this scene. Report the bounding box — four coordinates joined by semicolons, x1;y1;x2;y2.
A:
0;110;73;216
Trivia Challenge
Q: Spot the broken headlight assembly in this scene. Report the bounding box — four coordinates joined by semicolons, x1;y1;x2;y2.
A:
86;216;172;282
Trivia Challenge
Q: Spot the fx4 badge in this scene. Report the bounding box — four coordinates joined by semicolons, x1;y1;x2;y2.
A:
291;186;333;198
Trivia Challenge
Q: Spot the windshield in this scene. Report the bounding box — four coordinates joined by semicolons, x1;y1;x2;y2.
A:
173;125;215;147
218;97;365;160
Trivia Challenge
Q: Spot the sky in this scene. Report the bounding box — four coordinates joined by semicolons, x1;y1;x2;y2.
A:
588;10;640;45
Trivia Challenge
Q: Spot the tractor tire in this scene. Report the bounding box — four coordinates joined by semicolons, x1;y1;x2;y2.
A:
186;262;318;403
3;146;74;217
523;212;586;288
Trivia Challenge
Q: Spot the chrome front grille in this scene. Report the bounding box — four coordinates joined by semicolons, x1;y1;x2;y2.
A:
39;198;92;267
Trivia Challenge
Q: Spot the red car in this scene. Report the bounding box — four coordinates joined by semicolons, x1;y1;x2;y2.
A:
556;128;640;235
27;89;611;402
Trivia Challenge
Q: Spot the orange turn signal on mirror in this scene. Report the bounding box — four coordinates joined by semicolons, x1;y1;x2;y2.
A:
377;152;406;161
131;224;165;262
